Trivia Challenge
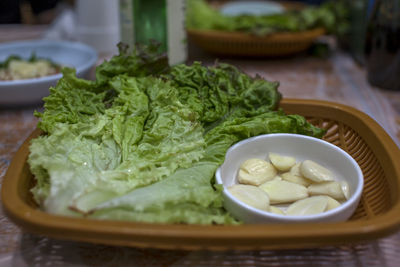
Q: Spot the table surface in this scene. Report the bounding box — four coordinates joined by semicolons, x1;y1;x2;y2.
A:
1;24;400;267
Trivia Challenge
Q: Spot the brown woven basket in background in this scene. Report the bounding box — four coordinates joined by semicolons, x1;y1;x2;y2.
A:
2;99;400;250
187;0;325;57
187;28;325;57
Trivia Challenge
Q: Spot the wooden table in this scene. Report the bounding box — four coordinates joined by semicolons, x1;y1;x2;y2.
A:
1;24;400;266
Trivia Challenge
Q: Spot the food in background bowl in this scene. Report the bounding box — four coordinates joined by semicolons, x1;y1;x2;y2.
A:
0;54;62;81
0;40;97;106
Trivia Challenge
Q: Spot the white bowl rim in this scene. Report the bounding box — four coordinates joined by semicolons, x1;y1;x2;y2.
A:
215;133;364;222
0;39;97;86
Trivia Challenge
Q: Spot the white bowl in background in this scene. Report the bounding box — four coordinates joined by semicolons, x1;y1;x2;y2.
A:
0;40;97;106
220;1;284;16
215;133;364;224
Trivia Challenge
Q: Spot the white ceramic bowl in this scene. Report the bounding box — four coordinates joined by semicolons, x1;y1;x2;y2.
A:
220;1;284;16
0;40;98;106
215;133;364;224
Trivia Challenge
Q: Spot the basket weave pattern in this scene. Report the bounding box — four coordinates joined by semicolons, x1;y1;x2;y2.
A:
309;117;392;221
187;28;325;56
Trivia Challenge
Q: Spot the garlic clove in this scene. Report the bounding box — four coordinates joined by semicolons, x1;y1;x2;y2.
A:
324;196;342;211
269;205;285;215
269;153;296;171
238;158;277;186
290;162;302;177
300;160;334;182
341;181;350;200
281;172;312;187
286;196;329;216
228;184;270;211
308;181;346;200
259;179;308;204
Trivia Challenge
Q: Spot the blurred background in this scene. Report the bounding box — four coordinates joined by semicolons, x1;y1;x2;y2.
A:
1;0;397;91
0;0;373;58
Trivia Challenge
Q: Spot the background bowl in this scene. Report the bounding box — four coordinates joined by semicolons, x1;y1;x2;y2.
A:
0;40;97;106
215;133;364;224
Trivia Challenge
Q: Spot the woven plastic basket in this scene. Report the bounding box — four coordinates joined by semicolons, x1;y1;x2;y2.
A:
187;28;325;57
2;99;400;250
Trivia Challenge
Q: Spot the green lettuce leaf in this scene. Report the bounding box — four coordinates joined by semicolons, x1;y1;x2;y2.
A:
35;68;105;134
186;0;348;36
90;162;238;225
30;74;208;217
165;62;281;129
95;42;169;84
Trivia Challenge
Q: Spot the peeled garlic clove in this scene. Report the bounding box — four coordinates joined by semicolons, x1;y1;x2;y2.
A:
259;179;308;204
308;181;346;200
324;196;341;211
228;184;270;211
281;172;312;187
269;206;285;215
269;153;296;171
300;160;334;182
286;196;328;216
238;158;277;186
341;181;350;200
237;169;263;186
290;163;302;177
272;175;282;181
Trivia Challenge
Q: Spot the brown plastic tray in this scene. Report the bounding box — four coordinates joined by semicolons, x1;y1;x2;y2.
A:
187;28;325;57
2;99;400;250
